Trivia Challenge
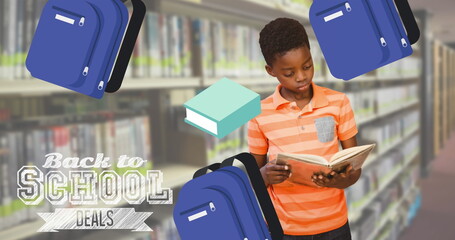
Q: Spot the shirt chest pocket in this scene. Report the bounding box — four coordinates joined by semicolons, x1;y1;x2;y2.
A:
314;116;336;143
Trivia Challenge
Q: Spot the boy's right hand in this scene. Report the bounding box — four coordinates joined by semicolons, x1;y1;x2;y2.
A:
260;159;292;186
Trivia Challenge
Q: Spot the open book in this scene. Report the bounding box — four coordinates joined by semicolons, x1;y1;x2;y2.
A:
276;144;375;187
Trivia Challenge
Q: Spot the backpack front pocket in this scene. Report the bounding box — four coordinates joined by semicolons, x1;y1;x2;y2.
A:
311;0;390;78
27;2;101;87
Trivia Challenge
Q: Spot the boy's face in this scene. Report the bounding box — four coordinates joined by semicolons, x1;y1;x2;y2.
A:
265;46;314;95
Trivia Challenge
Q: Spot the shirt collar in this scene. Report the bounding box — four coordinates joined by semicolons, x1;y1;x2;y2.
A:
271;82;329;110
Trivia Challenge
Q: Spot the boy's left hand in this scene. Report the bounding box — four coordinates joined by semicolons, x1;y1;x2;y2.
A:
311;165;361;189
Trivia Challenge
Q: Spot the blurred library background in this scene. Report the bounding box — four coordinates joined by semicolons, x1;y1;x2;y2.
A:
0;0;454;239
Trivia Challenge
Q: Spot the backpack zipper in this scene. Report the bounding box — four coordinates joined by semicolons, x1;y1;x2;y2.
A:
364;0;387;47
52;6;85;26
185;201;216;222
384;0;408;47
210;188;248;239
316;1;351;16
221;169;270;240
52;5;98;85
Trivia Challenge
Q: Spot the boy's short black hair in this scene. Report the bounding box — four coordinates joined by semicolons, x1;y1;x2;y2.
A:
259;18;310;66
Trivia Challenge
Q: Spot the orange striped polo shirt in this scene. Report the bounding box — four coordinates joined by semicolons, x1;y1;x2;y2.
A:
248;82;358;235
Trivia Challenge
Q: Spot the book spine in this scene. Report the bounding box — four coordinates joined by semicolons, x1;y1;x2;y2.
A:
15;131;26;224
0;0;5;80
136;13;147;79
147;12;162;78
0;134;9;230
142;14;150;79
24;131;35;223
166;15;174;77
211;21;220;77
200;19;209;78
170;15;181;77
142;116;152;166
206;19;214;78
177;16;185;78
15;0;24;80
23;0;34;79
182;17;192;77
159;14;169;77
191;18;202;77
234;25;242;78
124;12;134;79
167;15;176;77
5;0;17;81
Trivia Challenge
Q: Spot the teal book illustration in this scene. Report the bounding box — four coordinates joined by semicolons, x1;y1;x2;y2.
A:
184;78;261;139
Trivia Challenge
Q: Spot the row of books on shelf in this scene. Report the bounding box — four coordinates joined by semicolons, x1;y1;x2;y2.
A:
0;0;423;85
372;189;421;240
0;115;152;232
127;12;193;79
351;186;421;240
310;39;325;80
375;84;418;115
346;83;418;125
360;109;419;153
205;124;249;164
244;0;312;16
350;160;420;240
376;56;422;79
0;0;269;80
323;56;421;81
0;0;44;81
346;134;419;209
193;18;265;78
0;93;151;123
351;181;402;240
346;90;375;124
376;220;401;240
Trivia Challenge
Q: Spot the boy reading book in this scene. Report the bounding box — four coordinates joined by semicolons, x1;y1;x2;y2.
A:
277;144;375;187
248;18;360;239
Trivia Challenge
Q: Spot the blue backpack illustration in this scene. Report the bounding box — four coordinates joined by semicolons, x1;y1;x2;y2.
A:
310;0;420;80
26;0;146;99
174;153;284;240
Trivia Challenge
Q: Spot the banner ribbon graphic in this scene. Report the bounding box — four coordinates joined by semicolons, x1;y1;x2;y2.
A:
37;208;153;232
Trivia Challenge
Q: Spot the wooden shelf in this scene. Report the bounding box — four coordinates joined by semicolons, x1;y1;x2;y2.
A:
363;127;419;170
120;78;201;90
0;78;201;96
366;185;417;240
203;76;275;87
0;80;68;96
0;76;422;96
349;150;419;222
164;0;310;26
357;99;419;126
325;75;376;83
325;75;419;83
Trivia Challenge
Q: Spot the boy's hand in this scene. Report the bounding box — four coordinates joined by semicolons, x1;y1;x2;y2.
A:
311;165;361;189
260;159;292;186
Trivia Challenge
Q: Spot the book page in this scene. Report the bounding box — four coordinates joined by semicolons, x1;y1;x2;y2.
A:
330;144;375;163
277;153;328;165
330;144;375;172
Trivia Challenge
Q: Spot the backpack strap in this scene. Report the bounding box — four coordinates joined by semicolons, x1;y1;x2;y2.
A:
105;0;146;93
193;163;222;179
393;0;420;45
221;152;284;240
